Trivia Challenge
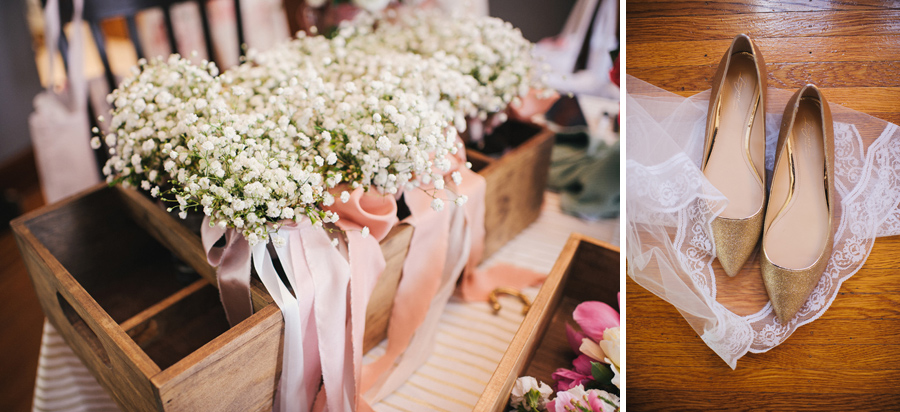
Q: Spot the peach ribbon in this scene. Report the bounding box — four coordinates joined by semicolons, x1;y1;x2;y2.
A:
202;140;544;411
359;162;484;407
201;188;397;412
358;139;544;406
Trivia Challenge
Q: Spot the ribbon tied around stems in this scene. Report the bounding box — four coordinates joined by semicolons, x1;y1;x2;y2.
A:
359;135;546;406
201;188;397;412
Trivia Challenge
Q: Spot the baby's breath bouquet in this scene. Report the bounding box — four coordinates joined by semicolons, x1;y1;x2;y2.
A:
100;51;460;245
98;7;549;246
237;32;472;197
100;55;337;246
339;8;551;122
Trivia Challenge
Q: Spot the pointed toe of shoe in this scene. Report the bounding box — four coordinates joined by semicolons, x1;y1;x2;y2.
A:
760;253;830;324
712;211;763;277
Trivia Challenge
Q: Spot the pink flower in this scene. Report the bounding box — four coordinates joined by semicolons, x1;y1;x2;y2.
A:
588;390;619;412
545;390;578;412
566;324;588;353
573;301;619;342
551;368;591;392
572;354;594;375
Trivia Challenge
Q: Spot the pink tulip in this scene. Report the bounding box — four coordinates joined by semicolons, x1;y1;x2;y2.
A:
573;301;619;342
572;354;594;376
551;368;591;392
566;323;588;354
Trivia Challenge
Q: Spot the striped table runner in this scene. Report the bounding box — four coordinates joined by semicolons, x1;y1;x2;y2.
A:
368;193;619;411
31;192;619;411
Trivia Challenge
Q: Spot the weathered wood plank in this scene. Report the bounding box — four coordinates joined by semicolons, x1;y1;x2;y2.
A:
627;0;900;18
628;37;900;68
627;11;900;42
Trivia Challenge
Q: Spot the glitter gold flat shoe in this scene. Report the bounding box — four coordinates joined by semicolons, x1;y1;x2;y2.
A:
761;84;834;323
701;34;767;277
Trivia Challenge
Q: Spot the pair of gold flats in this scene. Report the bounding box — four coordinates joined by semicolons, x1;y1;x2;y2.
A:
701;34;835;324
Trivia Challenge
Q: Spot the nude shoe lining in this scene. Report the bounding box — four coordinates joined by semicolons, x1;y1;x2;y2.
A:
703;52;765;220
764;96;830;270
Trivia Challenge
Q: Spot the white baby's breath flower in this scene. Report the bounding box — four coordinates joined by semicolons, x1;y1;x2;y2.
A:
352;0;391;12
360;226;370;238
341;191;350;203
431;198;444;211
98;28;477;244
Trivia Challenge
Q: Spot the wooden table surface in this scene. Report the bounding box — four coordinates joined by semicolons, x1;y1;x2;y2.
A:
626;1;900;410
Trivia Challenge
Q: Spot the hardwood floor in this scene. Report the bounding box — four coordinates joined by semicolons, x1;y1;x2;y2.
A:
0;149;45;412
626;1;900;410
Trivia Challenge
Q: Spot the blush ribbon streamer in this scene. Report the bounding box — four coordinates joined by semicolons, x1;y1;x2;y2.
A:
201;139;544;411
201;188;397;412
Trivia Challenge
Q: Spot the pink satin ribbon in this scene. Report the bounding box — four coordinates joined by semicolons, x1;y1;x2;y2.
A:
358;137;547;406
201;219;253;326
202;136;545;410
201;188;397;412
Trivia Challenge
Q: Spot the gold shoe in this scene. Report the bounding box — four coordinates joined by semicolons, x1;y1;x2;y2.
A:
701;34;768;277
761;84;834;323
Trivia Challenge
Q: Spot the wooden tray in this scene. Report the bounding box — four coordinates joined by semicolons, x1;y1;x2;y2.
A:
10;184;412;412
473;233;620;411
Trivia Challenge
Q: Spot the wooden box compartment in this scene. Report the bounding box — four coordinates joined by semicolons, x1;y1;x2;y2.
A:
11;185;412;412
467;122;554;259
473;234;620;411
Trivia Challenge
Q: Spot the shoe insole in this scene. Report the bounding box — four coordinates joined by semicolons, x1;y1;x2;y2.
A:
704;53;765;219
765;98;829;269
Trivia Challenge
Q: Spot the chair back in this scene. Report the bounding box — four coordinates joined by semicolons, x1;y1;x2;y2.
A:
48;0;246;93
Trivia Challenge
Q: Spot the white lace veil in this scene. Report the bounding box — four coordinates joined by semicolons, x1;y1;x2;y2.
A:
626;74;900;368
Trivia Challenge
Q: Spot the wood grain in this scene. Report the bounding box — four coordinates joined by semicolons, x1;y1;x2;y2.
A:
626;2;900;410
627;11;900;42
628;0;900;18
476;126;555;258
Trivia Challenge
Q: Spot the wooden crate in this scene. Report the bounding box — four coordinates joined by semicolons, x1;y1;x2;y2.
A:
467;123;555;259
11;184;412;412
473;233;620;411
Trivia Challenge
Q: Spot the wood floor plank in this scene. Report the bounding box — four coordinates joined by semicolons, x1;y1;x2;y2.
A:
627;86;900;114
629;276;900;321
628;316;900;345
0;231;44;412
628;36;900;67
628;342;900;369
630;367;900;393
627;10;900;42
629;61;900;90
627;0;900;18
627;392;900;411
